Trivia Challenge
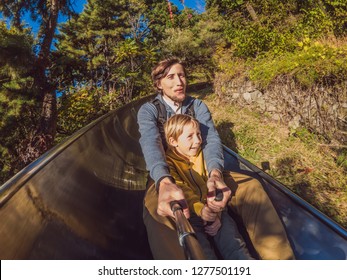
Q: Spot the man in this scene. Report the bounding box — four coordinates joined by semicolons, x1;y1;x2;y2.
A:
138;58;229;219
137;57;295;260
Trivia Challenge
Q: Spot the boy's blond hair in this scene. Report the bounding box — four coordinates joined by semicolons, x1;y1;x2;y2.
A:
164;114;200;146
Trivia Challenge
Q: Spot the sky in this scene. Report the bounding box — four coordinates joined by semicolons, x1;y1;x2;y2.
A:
159;0;206;13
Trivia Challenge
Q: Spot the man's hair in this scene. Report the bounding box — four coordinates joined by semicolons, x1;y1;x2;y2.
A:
164;114;199;146
151;57;187;92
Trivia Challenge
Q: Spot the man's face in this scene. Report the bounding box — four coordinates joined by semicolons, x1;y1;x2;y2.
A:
158;63;187;103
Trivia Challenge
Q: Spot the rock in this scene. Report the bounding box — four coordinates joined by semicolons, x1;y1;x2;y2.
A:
288;115;301;129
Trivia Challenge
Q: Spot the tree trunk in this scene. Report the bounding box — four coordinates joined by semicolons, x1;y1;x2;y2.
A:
29;0;59;158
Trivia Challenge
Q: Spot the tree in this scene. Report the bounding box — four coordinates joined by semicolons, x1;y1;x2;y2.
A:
160;7;224;80
0;22;36;182
54;0;167;135
0;0;75;165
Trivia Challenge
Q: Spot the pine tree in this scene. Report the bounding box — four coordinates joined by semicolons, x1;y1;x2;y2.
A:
54;0;175;135
0;23;36;182
0;0;74;181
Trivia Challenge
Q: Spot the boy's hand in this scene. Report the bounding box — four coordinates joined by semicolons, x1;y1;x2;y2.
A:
200;204;217;222
204;216;221;236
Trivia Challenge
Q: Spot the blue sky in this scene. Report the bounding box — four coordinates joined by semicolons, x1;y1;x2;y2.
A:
158;0;206;13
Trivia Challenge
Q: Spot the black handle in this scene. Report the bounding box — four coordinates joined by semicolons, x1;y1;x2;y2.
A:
215;189;223;201
206;189;224;226
170;200;182;213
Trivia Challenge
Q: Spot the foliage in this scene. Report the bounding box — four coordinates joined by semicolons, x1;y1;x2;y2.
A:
142;0;180;42
0;23;36;182
207;0;347;36
54;0;160;112
160;8;225;81
57;88;100;135
0;0;76;174
207;0;347;59
249;39;347;87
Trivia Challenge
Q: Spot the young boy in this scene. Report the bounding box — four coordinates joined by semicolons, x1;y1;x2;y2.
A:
144;114;253;259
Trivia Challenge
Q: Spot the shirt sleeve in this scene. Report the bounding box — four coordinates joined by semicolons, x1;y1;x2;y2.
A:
137;102;172;185
194;99;224;174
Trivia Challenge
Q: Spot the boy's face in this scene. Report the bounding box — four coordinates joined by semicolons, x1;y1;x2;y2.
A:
171;122;202;158
158;63;186;103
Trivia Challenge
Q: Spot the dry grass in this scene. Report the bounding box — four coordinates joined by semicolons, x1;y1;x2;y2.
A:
193;88;347;229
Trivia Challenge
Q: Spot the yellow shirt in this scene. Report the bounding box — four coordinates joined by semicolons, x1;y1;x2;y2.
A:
144;147;209;229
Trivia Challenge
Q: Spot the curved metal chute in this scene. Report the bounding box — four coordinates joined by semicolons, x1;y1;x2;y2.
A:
0;94;346;259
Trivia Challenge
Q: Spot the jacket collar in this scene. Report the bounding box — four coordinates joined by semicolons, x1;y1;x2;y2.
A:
156;94;194;114
166;146;202;163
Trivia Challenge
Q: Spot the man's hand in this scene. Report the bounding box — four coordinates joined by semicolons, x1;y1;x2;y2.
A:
206;169;231;211
157;177;190;219
204;216;221;236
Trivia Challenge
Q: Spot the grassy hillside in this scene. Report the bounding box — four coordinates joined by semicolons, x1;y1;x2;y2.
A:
193;87;347;229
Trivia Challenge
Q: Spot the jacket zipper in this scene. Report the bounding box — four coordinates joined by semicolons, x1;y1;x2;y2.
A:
189;168;203;201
